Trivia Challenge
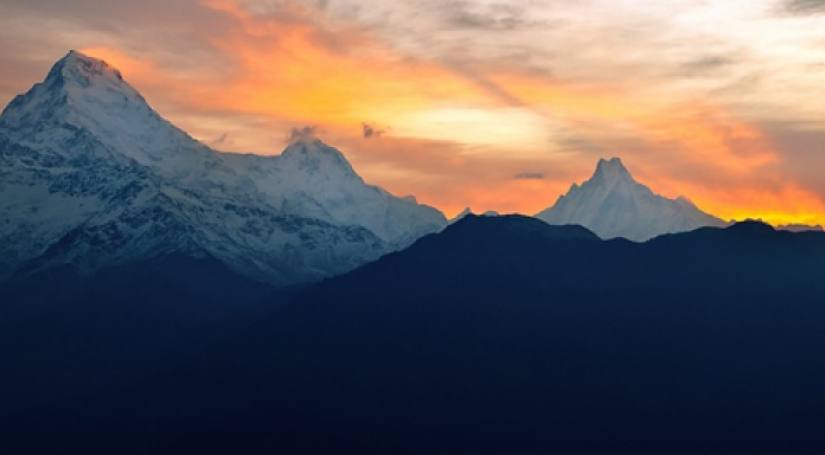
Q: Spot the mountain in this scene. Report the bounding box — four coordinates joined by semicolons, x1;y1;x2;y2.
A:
7;214;825;450
449;207;473;223
0;50;446;286
777;223;823;232
448;207;499;224
536;157;725;241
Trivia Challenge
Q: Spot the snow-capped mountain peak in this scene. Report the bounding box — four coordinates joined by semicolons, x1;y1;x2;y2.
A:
0;51;447;285
592;157;634;186
48;50;127;89
536;157;724;241
3;51;146;126
1;50;202;173
279;136;358;178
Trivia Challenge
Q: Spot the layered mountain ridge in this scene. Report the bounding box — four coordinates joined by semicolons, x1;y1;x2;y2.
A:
8;214;825;448
0;50;447;285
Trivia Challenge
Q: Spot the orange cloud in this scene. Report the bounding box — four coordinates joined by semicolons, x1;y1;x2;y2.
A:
492;72;778;174
79;46;160;83
200;0;499;126
75;0;825;227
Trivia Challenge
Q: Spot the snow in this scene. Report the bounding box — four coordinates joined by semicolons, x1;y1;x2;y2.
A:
776;224;824;233
0;51;447;285
536;158;724;242
449;207;474;224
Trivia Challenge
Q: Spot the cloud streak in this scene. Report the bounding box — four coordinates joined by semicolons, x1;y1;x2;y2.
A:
361;122;385;139
781;0;825;15
513;172;545;180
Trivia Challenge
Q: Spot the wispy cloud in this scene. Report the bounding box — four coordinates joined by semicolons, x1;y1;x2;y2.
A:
289;126;320;141
0;0;824;224
674;55;739;78
780;0;825;15
513;172;544;180
361;122;386;139
441;1;535;31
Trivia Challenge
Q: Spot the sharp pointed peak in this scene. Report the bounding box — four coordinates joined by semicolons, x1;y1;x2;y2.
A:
1;49;148;129
597;156;624;166
63;49;98;62
47;49;125;86
590;156;634;184
595;156;628;172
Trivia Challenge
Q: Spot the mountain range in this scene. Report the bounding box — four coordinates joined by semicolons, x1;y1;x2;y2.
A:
0;51;753;288
5;50;825;451
536;157;725;241
0;50;446;286
5;214;825;451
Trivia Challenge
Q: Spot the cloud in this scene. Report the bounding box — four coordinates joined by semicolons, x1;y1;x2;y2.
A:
444;2;530;31
513;172;544;180
675;55;738;78
210;132;229;146
361;122;386;139
780;0;825;15
289;125;319;141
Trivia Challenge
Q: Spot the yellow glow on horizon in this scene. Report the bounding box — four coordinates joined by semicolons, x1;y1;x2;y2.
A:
392;107;550;153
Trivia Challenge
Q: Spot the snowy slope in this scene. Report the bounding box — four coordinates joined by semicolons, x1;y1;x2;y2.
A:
776;224;823;233
536;158;724;242
0;51;446;285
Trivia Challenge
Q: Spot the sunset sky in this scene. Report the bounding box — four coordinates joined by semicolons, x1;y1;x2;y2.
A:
1;0;823;223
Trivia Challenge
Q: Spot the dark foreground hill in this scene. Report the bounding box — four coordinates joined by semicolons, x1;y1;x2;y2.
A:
4;215;825;452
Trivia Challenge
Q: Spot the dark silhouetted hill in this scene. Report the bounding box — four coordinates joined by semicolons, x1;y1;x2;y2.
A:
4;215;825;453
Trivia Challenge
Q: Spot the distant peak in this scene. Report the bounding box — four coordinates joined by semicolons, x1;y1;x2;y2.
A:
282;135;335;156
46;50;125;87
592;157;633;183
727;219;775;234
449;213;601;241
280;136;356;175
597;156;623;167
1;49;149;130
449;207;473;224
283;128;353;162
596;157;625;170
776;223;824;233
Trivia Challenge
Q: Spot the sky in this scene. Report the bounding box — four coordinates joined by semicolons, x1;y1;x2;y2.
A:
1;0;824;223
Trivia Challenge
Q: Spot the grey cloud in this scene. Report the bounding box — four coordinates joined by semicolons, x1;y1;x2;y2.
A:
556;134;604;154
513;172;545;180
361;122;386;139
675;55;738;78
439;1;544;31
0;0;234;78
760;120;825;196
449;7;525;30
780;0;825;15
210;132;229;146
289;126;319;141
